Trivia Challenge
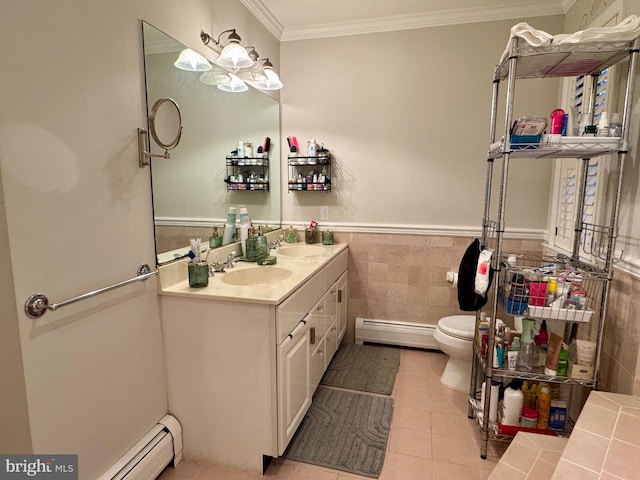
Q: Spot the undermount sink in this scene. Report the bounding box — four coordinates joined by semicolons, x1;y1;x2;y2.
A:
276;245;326;257
220;266;293;286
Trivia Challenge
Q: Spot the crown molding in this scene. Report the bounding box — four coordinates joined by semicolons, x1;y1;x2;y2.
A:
284;3;568;41
240;0;284;40
242;1;570;42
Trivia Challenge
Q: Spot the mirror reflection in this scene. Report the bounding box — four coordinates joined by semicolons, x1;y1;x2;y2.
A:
142;22;281;265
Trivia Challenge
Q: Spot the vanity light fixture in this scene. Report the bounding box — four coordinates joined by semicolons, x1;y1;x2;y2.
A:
199;67;232;86
249;59;283;91
174;48;212;72
200;29;253;69
217;73;249;93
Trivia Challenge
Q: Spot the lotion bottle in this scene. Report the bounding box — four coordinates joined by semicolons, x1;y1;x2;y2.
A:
239;206;250;257
222;207;237;245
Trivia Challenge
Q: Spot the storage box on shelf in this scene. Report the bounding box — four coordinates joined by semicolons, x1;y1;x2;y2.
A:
500;254;606;324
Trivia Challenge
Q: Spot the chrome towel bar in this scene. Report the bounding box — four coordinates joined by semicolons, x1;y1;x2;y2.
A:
24;264;157;318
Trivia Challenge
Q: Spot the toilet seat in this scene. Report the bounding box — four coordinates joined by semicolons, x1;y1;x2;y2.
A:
437;316;475;341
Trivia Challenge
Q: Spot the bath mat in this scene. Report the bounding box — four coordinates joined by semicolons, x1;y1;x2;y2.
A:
320;343;400;395
285;386;393;478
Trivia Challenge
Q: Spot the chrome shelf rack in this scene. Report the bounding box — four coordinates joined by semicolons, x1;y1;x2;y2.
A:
470;35;640;459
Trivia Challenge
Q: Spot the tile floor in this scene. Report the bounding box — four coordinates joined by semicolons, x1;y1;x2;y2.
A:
158;348;508;480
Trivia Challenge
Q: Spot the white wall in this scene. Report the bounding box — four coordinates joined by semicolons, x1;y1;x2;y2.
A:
0;0;277;478
280;16;564;233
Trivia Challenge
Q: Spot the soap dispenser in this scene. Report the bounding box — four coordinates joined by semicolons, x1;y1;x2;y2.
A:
209;226;222;249
285;226;298;243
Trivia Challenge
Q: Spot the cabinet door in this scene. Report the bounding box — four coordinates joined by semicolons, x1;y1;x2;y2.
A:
277;319;311;455
310;335;326;390
336;271;348;343
325;318;338;366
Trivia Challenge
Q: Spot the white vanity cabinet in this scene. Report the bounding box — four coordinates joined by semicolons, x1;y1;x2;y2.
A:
159;245;348;474
277;313;311;454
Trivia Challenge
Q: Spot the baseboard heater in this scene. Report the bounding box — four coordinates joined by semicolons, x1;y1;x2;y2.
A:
98;415;183;480
355;317;440;350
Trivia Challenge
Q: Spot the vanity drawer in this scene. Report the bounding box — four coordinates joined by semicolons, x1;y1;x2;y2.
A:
324;249;348;289
276;270;325;345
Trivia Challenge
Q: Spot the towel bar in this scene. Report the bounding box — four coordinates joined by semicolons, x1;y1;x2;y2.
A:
24;264;157;318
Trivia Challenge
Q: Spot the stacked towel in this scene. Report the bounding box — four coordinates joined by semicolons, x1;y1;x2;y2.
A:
555;14;640;44
499;15;640;65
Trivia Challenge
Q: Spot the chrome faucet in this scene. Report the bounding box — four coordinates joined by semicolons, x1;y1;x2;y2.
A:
210;251;239;273
268;235;284;251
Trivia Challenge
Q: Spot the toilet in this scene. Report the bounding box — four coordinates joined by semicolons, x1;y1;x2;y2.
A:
433;315;476;392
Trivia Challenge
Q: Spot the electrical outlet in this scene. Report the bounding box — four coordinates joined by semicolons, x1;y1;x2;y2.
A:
320;205;330;220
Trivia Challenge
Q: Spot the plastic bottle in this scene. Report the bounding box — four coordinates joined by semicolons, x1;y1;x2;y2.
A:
222;207;237;245
285;226;298;243
597;112;610;137
503;380;524;426
480;381;500;423
521;407;538;428
537;383;551;429
610;113;623;137
239;206;250;257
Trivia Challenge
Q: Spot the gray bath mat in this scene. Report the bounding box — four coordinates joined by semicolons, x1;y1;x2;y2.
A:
285;386;393;478
320;343;400;395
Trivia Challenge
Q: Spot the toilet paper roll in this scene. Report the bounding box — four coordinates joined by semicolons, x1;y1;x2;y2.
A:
451;272;458;288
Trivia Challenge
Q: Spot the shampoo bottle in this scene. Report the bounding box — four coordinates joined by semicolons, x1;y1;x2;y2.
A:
239;206;250;257
222;207;237;245
503;380;524;426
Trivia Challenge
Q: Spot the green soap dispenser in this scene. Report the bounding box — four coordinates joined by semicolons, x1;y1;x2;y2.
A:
209;226;222;248
285;226;298;243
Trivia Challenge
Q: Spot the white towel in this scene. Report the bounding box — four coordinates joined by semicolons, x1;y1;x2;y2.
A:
500;22;553;64
554;14;640;44
499;15;640;65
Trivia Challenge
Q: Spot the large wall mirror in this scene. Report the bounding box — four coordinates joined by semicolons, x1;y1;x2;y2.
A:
142;22;281;265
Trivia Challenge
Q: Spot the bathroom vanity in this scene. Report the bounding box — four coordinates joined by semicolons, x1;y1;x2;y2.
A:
157;243;348;473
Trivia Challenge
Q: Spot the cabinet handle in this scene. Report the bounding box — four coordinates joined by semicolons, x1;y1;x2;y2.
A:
310;327;316;345
338;289;343;303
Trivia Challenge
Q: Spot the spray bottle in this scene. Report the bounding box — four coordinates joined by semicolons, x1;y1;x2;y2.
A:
517;317;536;372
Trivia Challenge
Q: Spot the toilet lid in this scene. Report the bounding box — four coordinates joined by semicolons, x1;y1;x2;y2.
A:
438;316;475;340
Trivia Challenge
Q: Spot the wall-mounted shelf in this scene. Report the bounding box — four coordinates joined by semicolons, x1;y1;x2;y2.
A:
225;155;269;192
288;152;332;192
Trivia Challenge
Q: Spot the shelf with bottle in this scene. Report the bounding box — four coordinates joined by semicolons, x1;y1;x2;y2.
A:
500;253;606;323
226;155;270;167
288;159;331;192
473;344;595;388
287;153;331;166
225;171;269;191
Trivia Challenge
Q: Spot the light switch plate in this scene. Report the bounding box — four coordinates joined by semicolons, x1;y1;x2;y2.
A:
320;206;329;220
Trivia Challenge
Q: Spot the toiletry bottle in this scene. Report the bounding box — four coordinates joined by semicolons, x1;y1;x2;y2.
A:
480;381;500;423
550;109;565;134
209;226;222;249
503;379;524;426
285;226;297;243
256;226;268;257
597;112;610;137
610;113;622;137
245;227;259;261
308;138;317;157
237;141;245;158
222;207;237;245
239;207;250;257
536;383;551;429
507;337;520;371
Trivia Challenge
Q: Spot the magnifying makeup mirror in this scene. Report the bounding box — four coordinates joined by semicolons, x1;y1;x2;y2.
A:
137;97;183;167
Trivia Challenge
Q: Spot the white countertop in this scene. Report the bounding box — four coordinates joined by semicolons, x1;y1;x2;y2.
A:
157;242;348;305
